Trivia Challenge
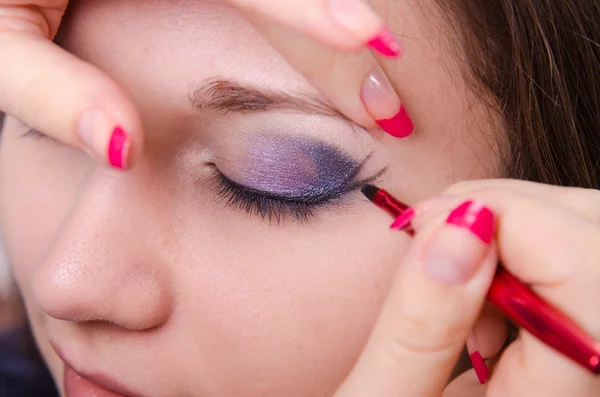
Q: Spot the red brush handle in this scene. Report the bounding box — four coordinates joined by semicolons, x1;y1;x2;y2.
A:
487;267;600;374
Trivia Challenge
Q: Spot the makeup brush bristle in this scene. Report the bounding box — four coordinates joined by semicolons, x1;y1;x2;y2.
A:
360;184;380;201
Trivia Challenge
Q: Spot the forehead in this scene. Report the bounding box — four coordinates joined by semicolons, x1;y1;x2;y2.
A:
58;0;450;90
59;0;316;110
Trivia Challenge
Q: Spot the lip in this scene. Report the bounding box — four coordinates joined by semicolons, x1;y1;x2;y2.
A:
50;341;143;397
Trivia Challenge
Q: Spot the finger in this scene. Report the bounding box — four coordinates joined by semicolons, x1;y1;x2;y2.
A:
466;306;508;383
423;188;600;395
465;332;490;384
247;17;413;138
226;0;401;56
335;201;497;397
402;200;508;384
0;27;142;168
489;338;600;397
445;179;600;223
472;306;507;359
412;188;600;320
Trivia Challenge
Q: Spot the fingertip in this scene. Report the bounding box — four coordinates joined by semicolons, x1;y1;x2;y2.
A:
107;126;130;170
466;333;489;384
360;66;414;138
327;0;403;58
472;306;508;358
366;27;403;58
77;109;141;170
106;119;143;170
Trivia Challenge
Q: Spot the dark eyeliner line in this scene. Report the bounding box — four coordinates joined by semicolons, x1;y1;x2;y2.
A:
216;172;344;204
209;159;387;224
214;154;384;205
209;170;314;223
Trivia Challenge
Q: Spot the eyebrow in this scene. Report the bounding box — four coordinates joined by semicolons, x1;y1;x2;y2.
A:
189;78;349;121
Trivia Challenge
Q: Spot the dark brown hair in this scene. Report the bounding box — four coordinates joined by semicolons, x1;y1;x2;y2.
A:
438;0;600;188
435;0;600;375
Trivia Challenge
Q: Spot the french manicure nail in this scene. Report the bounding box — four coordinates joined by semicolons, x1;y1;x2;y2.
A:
367;27;402;57
361;68;414;138
467;333;489;384
447;201;495;244
376;106;414;138
423;200;494;284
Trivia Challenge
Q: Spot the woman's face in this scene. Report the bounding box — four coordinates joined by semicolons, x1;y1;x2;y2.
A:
0;0;499;396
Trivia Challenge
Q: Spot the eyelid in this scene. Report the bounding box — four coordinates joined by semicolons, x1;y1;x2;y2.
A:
210;162;387;224
217;169;353;204
215;152;381;202
211;170;320;223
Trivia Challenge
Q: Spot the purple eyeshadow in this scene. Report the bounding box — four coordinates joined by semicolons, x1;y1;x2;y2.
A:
239;136;359;197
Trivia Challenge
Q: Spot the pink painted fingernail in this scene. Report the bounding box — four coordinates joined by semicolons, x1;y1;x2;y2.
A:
423;200;494;284
376;106;414;138
446;201;494;244
361;67;413;138
107;126;130;170
367;27;403;58
467;333;489;384
390;208;415;230
78;109;131;170
470;351;488;384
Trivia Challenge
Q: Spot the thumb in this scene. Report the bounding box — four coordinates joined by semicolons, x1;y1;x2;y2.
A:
0;30;142;169
334;200;497;397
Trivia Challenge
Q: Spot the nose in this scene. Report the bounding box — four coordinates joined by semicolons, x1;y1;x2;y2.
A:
33;170;173;331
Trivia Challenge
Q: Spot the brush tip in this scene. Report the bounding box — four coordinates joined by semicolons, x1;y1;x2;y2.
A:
361;184;380;201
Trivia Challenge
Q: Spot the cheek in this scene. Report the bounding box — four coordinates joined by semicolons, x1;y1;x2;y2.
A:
0;121;90;288
170;212;405;391
0;122;91;386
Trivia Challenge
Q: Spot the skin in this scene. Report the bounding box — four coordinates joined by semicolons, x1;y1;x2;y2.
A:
0;0;501;396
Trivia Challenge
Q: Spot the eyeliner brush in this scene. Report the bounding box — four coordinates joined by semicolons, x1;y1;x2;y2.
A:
360;184;409;218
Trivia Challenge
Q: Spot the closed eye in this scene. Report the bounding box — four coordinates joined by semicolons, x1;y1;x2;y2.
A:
210;161;386;224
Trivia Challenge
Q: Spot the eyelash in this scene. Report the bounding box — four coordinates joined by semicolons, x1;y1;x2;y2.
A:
21;129;48;140
210;165;383;224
